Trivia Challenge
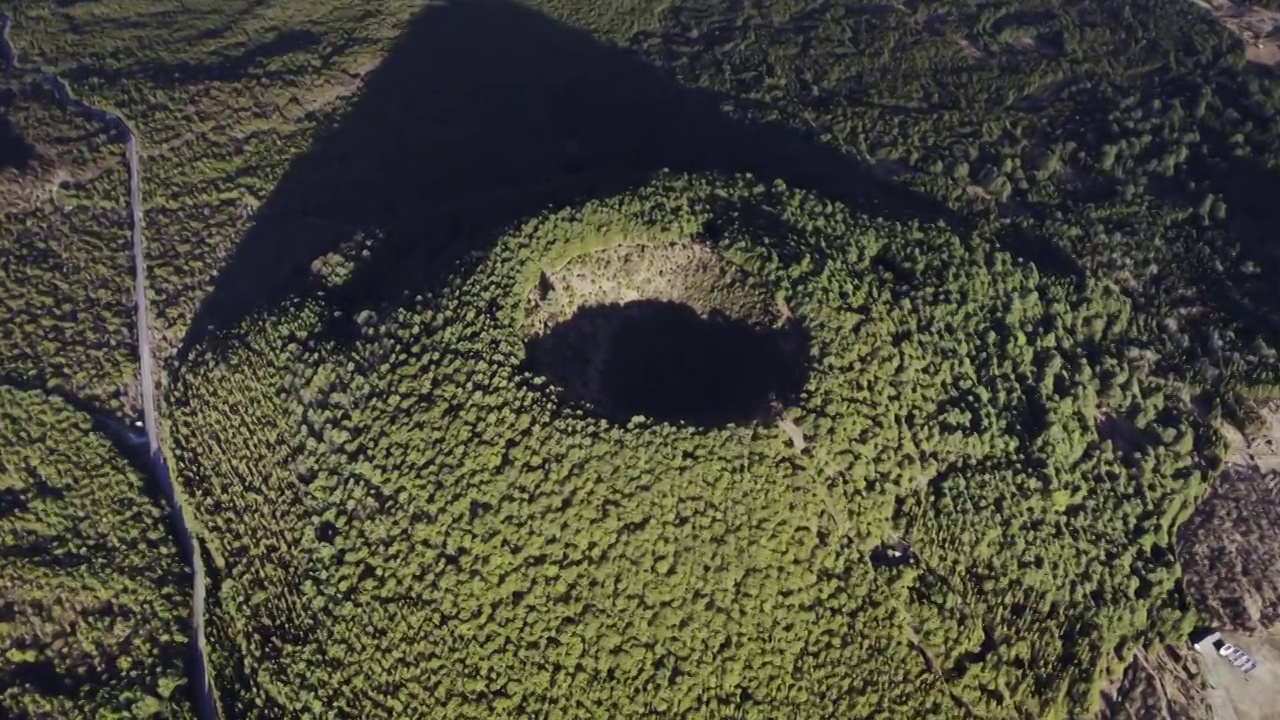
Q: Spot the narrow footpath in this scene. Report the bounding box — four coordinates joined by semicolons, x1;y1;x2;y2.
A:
0;11;219;720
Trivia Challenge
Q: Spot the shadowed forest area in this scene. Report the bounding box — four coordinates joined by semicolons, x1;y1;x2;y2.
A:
181;0;958;355
1210;155;1280;346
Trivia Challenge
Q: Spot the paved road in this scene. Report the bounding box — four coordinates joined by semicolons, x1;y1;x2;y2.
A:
1;12;218;720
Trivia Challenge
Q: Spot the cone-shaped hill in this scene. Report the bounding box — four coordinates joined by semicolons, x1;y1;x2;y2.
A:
171;173;1208;718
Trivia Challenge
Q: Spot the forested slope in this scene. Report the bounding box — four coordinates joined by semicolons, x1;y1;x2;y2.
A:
0;387;191;719
619;0;1280;389
0;81;138;408
171;174;1217;718
1;0;1279;717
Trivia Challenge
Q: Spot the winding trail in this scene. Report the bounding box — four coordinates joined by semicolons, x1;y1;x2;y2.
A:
1;11;219;720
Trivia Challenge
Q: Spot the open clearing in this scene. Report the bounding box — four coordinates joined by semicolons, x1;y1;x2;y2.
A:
1187;402;1280;634
1197;629;1280;720
1098;646;1210;720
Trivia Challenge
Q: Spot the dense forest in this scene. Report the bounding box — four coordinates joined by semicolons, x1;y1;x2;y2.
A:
1;0;1278;717
0;84;139;408
0;387;191;719
170;174;1216;718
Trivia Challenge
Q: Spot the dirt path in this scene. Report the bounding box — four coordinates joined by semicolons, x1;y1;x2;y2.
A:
0;11;219;720
1200;653;1243;720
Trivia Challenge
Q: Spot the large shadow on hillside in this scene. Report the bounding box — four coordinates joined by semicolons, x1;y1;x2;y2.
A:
182;0;960;356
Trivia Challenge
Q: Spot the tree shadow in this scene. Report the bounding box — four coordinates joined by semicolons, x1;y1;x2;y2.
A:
524;299;808;428
995;224;1086;287
1209;156;1280;350
181;0;964;358
0;88;35;171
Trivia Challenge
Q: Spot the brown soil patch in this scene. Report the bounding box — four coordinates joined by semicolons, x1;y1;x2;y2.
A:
1196;628;1280;720
1181;402;1280;631
1223;400;1280;481
1098;647;1210;720
1247;40;1280;65
776;415;807;451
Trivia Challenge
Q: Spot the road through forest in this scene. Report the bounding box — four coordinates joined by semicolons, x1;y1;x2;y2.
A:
0;11;219;720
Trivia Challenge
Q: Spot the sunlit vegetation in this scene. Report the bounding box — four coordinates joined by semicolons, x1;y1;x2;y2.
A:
0;386;190;719
2;0;1279;716
0;81;138;408
171;174;1214;718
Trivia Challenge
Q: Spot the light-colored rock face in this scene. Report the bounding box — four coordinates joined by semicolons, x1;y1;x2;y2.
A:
523;240;777;336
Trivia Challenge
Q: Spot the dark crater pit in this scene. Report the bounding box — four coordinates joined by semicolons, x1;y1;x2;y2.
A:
525;299;808;428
